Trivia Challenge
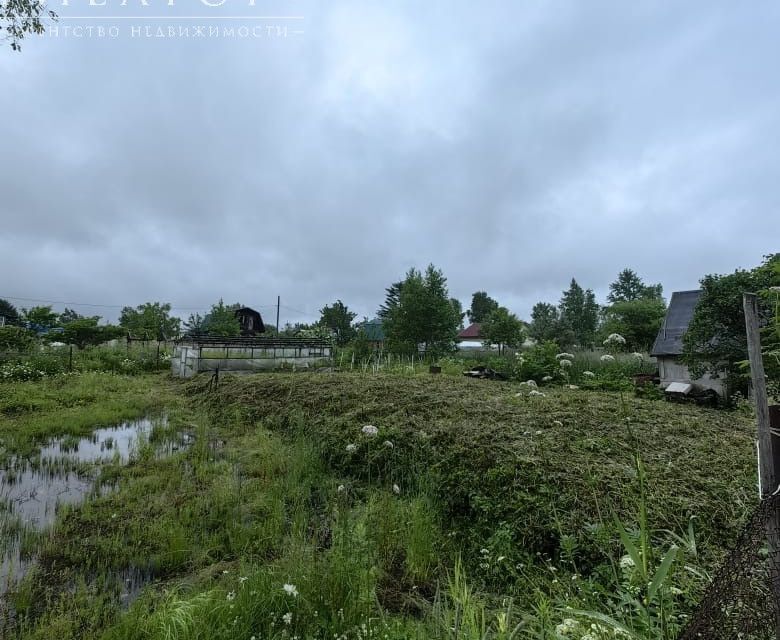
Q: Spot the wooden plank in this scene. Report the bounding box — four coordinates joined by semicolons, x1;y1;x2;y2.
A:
745;293;776;495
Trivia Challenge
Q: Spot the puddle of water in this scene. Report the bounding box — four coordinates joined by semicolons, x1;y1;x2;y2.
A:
0;417;187;598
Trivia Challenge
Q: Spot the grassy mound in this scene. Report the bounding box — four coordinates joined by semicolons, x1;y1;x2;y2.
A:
198;372;756;575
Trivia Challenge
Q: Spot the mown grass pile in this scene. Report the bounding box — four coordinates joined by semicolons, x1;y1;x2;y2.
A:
202;373;755;573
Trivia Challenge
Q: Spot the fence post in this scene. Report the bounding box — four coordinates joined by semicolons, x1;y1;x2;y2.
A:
156;342;161;369
68;345;73;372
744;293;780;638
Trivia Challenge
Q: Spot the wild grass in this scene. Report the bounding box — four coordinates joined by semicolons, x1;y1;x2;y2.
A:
0;370;759;639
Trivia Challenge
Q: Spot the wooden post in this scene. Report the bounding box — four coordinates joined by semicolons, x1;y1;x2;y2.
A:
744;293;778;496
68;345;73;372
744;293;780;638
276;296;280;334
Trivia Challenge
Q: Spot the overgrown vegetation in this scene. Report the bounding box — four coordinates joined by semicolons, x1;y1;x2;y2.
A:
0;363;758;639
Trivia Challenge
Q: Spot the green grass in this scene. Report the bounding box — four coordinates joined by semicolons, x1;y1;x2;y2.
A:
0;370;760;639
0;372;171;459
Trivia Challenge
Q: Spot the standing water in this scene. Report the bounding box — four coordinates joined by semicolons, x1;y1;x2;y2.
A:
0;417;187;596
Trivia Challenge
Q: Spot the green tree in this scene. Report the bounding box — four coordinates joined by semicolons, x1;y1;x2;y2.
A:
481;307;525;355
466;291;500;323
559;279;600;348
57;308;83;325
202;300;240;337
183;313;205;335
119;302;181;340
0;298;21;326
383;264;459;359
318;300;357;345
607;268;663;303
377;281;403;320
22;305;59;330
60;318;125;349
1;0;55;51
528;302;561;343
601;299;666;352
450;298;465;329
683;254;780;390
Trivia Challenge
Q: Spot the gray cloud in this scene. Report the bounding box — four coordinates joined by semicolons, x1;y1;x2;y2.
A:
1;0;778;325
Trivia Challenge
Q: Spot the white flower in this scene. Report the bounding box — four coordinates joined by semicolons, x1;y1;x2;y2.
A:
555;618;578;636
535;430;543;435
283;583;299;597
239;576;248;585
392;484;401;494
583;370;595;377
337;484;346;492
383;440;394;449
603;333;626;346
346;443;357;452
528;390;546;397
566;384;579;390
361;425;379;437
282;612;293;625
556;353;574;360
632;352;643;359
553;420;563;427
559;359;572;368
226;591;236;601
600;354;615;363
480;548;490;555
522;379;538;388
619;555;635;569
542;375;553;382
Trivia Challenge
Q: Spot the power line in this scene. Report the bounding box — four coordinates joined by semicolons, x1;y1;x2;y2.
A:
0;295;288;313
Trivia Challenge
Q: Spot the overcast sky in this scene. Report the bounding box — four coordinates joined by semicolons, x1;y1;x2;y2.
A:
1;1;778;326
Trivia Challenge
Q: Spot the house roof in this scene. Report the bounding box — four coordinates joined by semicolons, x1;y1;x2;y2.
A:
360;319;385;341
650;290;702;357
457;323;482;340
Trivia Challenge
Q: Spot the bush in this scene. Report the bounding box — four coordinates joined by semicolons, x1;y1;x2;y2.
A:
0;326;37;352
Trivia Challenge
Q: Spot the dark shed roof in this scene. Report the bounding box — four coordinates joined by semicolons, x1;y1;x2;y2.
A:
650;290;702;357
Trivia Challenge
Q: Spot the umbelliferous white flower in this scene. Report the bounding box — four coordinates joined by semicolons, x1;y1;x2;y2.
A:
392;484;401;494
583;370;595;377
559;359;572;368
603;333;626;346
529;390;546;397
337;484;346;492
600;354;615;362
282;612;293;625
521;379;538;388
556;353;575;360
542;375;553;382
632;352;643;359
361;425;379;437
553;420;563;427
619;555;635;569
566;384;579;389
383;440;394;449
283;583;299;597
346;443;357;452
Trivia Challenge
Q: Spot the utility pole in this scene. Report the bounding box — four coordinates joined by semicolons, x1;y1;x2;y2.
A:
276;295;280;334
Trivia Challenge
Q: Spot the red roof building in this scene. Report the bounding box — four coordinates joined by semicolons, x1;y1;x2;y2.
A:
456;322;482;341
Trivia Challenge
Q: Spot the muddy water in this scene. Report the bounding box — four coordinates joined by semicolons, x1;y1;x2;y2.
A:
0;417;186;596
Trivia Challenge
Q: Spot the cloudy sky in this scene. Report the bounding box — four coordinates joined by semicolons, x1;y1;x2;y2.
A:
1;0;778;326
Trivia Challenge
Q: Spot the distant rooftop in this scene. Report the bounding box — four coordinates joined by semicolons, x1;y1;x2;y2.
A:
457;323;482;340
650;290;702;357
